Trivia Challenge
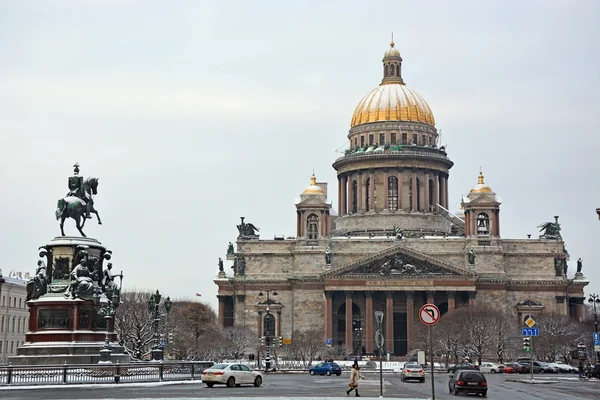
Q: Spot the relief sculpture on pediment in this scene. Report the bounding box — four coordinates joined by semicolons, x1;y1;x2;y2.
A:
352;253;453;276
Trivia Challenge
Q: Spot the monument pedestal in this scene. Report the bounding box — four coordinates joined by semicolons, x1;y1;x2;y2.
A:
10;236;129;366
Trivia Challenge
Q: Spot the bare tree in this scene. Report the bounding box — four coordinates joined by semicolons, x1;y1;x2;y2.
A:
534;313;584;362
114;290;155;360
169;301;219;360
286;329;327;367
222;326;258;360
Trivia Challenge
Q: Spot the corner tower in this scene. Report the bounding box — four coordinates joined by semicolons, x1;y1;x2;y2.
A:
461;171;502;240
295;173;332;240
332;41;453;236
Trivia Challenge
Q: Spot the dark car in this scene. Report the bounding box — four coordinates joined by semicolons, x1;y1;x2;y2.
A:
449;370;488;397
447;362;480;373
309;362;342;376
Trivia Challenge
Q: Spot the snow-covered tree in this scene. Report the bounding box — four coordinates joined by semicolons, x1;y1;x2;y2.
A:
114;290;155;360
533;313;584;362
286;329;327;367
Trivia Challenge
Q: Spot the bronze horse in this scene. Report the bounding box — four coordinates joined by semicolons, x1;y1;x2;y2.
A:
56;177;102;237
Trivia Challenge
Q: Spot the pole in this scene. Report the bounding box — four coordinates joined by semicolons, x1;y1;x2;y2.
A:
429;324;435;400
530;337;534;380
594;300;599;362
379;343;383;398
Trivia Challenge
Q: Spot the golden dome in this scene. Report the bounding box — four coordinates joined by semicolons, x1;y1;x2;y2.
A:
350;41;435;128
470;171;493;193
303;173;324;195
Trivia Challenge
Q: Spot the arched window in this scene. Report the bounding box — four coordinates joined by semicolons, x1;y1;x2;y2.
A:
307;214;319;239
476;212;490;236
365;178;370;211
263;313;275;337
396;64;400;76
352;180;358;213
384;65;388;77
390;65;395;76
388;176;398;211
428;179;434;211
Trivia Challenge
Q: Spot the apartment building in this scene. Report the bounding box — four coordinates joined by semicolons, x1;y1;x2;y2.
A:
0;269;29;364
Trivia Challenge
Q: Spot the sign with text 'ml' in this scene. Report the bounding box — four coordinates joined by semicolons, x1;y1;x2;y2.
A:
419;304;440;325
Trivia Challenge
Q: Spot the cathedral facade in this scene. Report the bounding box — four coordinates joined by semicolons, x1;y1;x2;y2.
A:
214;41;588;356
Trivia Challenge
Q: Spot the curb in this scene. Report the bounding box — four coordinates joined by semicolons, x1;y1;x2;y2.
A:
505;378;559;385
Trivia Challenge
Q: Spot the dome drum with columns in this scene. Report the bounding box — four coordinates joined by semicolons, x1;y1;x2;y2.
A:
214;39;588;360
332;41;453;236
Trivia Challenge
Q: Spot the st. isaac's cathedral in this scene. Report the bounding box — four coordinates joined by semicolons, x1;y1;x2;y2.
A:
214;41;588;356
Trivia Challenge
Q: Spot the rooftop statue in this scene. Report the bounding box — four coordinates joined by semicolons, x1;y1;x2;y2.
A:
56;163;102;237
237;216;260;239
538;216;562;240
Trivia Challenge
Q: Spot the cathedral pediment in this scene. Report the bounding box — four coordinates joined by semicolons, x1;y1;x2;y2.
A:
322;244;476;279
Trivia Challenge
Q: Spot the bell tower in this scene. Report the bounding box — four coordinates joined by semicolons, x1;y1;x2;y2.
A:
295;173;332;239
461;171;502;239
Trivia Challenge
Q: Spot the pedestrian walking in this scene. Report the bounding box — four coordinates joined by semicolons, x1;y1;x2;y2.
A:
578;361;584;378
346;363;364;397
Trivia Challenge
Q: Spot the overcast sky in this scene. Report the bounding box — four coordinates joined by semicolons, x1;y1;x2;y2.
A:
1;1;599;312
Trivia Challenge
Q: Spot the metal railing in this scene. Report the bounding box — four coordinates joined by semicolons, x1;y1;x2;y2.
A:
0;361;213;386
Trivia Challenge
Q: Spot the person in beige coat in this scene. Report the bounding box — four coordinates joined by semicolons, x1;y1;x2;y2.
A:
346;363;364;397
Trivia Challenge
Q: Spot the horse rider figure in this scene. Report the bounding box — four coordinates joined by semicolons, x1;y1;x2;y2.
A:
66;163;91;219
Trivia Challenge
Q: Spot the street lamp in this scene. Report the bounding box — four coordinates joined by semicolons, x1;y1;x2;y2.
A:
148;290;172;361
374;311;384;398
353;318;363;358
258;289;278;372
589;293;600;362
92;291;121;363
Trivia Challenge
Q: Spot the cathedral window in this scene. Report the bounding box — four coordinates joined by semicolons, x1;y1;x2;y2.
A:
391;133;397;145
307;214;319;240
263;313;275;337
354;138;357;147
476;212;490;236
396;64;400;76
388;176;398;211
422;135;426;145
379;133;385;145
365;178;371;211
384;65;388;77
412;134;418;145
428;179;434;211
369;134;374;146
352;180;358;213
390;64;395;76
401;133;407;144
360;136;365;148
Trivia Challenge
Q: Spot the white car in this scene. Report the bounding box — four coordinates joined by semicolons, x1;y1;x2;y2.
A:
400;363;425;382
201;363;263;387
479;362;503;373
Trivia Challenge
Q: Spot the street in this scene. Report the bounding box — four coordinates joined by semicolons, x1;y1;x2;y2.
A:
1;372;598;400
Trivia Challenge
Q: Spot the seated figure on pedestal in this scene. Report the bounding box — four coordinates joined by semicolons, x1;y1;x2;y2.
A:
65;258;98;300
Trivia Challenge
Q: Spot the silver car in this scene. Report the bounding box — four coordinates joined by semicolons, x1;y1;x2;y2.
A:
201;363;263;387
401;363;425;383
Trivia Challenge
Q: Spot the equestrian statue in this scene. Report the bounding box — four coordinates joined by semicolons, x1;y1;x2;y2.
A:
55;163;103;237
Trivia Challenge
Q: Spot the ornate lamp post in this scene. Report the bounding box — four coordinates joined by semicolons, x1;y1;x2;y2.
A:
353;317;363;358
93;291;121;363
589;293;600;362
148;290;172;361
258;288;277;372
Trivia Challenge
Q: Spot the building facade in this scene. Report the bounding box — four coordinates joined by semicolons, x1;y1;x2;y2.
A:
0;270;28;364
215;41;588;356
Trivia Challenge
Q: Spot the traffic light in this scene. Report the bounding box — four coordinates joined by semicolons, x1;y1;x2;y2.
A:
260;336;265;346
523;337;531;352
168;332;174;344
277;336;283;347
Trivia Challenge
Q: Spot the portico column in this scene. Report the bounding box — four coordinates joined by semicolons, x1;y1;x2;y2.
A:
369;170;375;211
296;211;301;237
434;173;440;210
345;292;353;352
365;292;374;353
383;169;389;210
468;292;477;307
447;291;456;311
320;211;325;237
325;291;333;340
406;291;414;353
385;291;394;355
464;211;470;237
427;290;435;305
424;172;430;212
300;211;305;237
341;176;347;215
411;172;418;211
218;295;226;327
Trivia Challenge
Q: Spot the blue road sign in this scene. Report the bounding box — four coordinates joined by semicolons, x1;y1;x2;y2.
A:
326;337;332;346
594;332;599;340
522;327;539;336
160;339;167;347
